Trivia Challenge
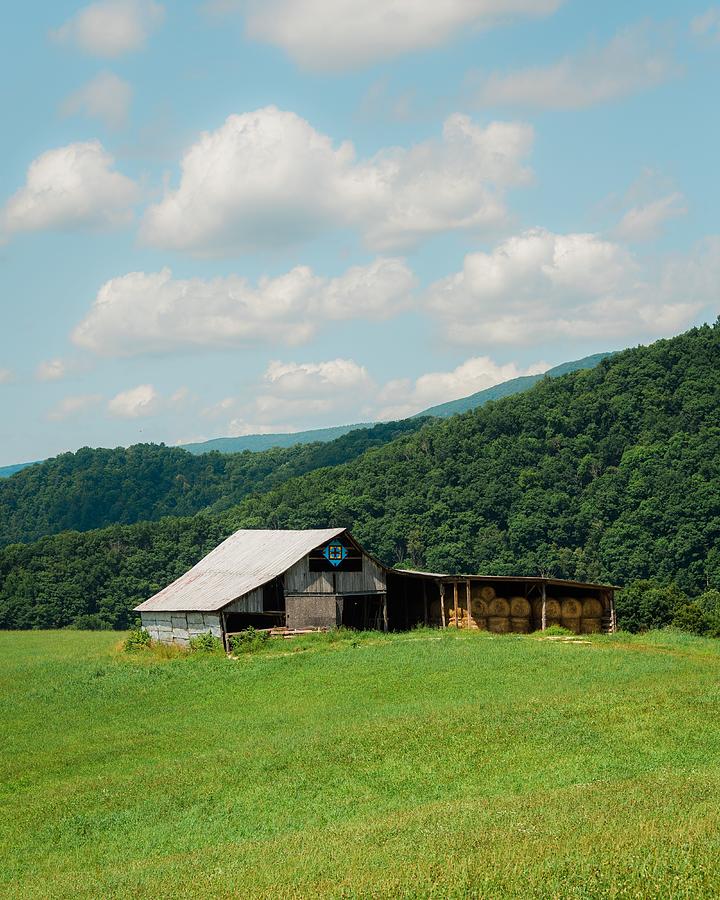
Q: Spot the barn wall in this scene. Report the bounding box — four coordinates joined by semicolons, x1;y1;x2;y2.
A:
284;555;386;595
141;612;221;644
224;587;263;614
286;594;340;629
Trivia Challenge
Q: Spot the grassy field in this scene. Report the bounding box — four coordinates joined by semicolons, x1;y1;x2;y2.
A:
1;628;720;899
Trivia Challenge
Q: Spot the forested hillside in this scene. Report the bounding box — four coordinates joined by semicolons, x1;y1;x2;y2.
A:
1;322;719;631
0;419;425;547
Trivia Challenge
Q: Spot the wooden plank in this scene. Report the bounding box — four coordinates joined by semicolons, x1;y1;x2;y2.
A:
541;582;547;631
440;582;446;629
382;592;389;632
453;582;459;629
466;579;472;628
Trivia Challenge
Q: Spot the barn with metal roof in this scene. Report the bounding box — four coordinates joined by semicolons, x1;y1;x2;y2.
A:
135;528;618;645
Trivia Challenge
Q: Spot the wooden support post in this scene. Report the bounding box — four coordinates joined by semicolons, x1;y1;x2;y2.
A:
423;579;428;626
610;591;617;633
440;582;446;629
466;579;472;628
382;592;388;632
453;581;459;629
541;581;547;632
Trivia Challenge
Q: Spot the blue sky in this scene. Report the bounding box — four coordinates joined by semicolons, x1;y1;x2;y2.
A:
1;0;719;465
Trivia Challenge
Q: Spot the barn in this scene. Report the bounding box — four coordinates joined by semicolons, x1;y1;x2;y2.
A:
135;527;618;646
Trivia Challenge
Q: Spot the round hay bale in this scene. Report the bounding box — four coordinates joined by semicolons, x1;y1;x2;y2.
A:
545;598;561;619
582;597;603;618
488;597;510;617
479;585;496;602
471;598;489;618
581;617;602;634
545;617;562;628
510;617;531;634
473;617;488;631
510;596;531;618
561;598;582;619
488;616;510;634
561;617;581;634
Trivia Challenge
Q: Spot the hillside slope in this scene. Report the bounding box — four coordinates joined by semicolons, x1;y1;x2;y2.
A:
0;419;426;548
1;322;718;629
180;422;372;455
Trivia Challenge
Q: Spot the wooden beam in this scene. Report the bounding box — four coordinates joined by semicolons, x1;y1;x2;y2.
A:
453;581;459;629
466;579;472;628
541;581;547;632
382;592;389;632
440;582;446;629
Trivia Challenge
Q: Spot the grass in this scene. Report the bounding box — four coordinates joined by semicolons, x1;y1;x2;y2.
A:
1;627;720;898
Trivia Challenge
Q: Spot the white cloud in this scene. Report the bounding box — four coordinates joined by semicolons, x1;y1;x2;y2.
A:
376;356;548;420
209;0;562;70
48;394;102;421
72;258;415;356
472;23;677;109
691;8;720;42
426;228;712;346
36;359;69;382
205;358;373;434
107;384;160;418
140;106;533;254
615;192;687;242
1;141;139;237
52;0;165;57
60;72;133;129
0;368;14;384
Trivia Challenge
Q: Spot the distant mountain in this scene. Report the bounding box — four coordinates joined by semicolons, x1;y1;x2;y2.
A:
181;423;373;455
0;352;611;480
417;352;613;419
0;462;38;479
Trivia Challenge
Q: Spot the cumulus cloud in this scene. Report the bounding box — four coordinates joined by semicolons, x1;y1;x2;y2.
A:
472;23;678;109
208;0;563;70
691;8;720;43
376;356;547;420
0;368;14;384
52;0;165;57
36;359;69;382
1;141;139;237
48;394;102;421
72;258;415;356
140;106;533;254
60;71;132;129
205;357;372;436
426;228;714;346
615;192;687;242
107;384;160;418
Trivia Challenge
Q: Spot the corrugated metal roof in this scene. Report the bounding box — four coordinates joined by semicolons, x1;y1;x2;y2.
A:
135;527;346;613
394;570;619;590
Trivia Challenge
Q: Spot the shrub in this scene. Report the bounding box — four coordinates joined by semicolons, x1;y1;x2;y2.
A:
615;579;689;633
537;624;574;637
188;632;223;653
123;627;152;652
229;627;270;654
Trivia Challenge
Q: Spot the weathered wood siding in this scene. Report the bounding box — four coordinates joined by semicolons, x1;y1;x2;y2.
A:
286;594;340;629
223;587;263;614
141;612;221;644
284;554;386;595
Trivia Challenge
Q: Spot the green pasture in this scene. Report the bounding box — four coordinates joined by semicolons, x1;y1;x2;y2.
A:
1;628;719;898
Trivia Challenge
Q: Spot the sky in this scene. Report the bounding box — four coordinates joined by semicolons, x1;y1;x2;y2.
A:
1;0;719;466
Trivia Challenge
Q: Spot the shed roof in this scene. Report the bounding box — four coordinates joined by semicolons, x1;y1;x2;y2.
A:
135;527;346;613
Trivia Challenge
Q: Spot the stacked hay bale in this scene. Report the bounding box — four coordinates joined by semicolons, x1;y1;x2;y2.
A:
531;597;561;629
509;596;531;633
470;584;491;630
581;597;603;633
487;595;510;633
561;598;582;634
